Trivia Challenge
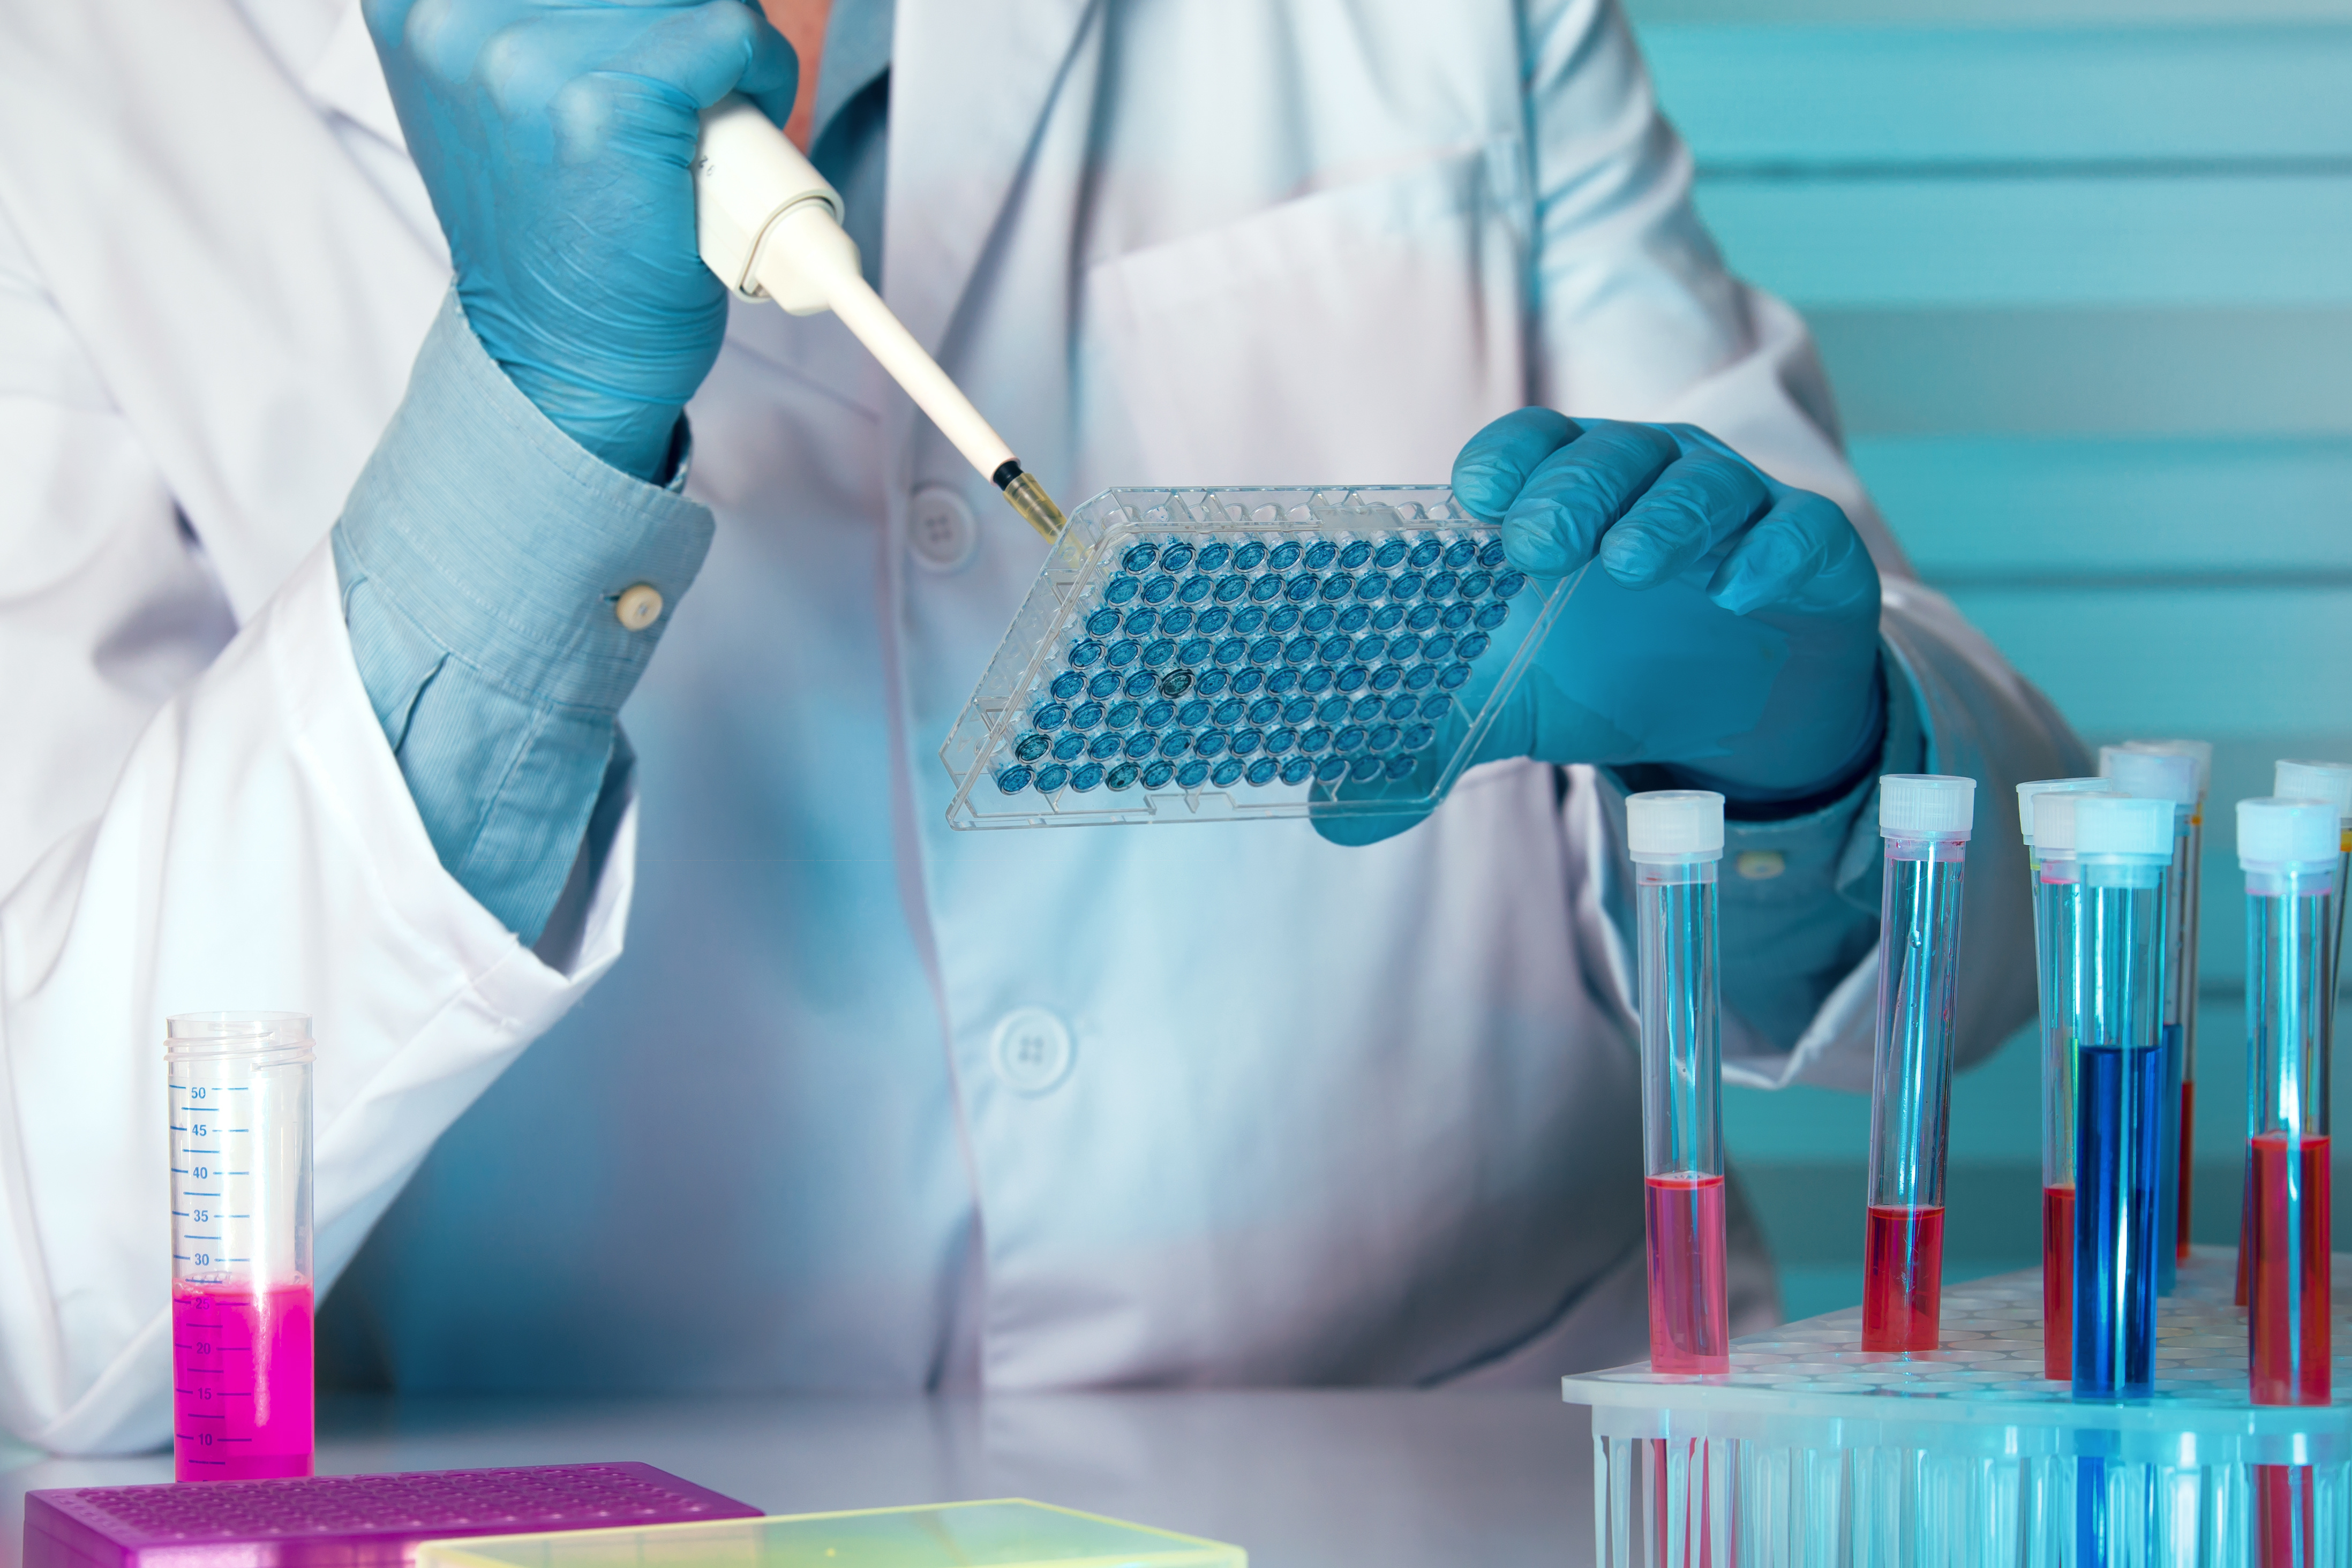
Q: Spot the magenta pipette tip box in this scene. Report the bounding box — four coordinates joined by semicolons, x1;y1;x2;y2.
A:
24;1461;761;1568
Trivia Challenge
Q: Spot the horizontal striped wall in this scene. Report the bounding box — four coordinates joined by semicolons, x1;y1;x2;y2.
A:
1623;0;2352;1316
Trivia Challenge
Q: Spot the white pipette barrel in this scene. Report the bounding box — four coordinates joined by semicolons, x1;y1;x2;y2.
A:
690;97;1065;541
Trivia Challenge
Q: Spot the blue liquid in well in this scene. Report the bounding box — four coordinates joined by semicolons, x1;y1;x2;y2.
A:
995;526;1530;808
2074;1040;2167;1399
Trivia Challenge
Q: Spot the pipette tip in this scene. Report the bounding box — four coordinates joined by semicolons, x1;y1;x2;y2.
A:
994;462;1068;542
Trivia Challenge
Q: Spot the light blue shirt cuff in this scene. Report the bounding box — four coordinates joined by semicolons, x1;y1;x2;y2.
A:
331;289;715;944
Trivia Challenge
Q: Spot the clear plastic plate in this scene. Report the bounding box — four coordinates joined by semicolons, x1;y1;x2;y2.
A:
941;486;1573;829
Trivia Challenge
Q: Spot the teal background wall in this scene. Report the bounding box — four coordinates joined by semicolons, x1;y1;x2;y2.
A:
1620;0;2352;1318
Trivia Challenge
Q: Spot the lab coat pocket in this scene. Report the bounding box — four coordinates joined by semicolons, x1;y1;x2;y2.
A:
1083;144;1529;486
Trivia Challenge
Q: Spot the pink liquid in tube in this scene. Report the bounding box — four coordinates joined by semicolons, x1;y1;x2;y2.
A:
1644;1173;1729;1375
1862;1204;1944;1353
173;1279;314;1480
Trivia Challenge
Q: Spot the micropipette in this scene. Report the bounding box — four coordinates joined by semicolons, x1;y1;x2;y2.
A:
692;96;1068;542
2101;745;2198;1296
2017;779;2107;1380
168;1013;314;1480
2237;797;2338;1564
1628;790;1730;1375
1862;775;1974;1354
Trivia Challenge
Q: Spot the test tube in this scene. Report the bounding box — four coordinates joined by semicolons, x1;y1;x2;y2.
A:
2101;745;2198;1295
1862;775;1975;1353
2118;740;2212;1272
2017;780;2110;1381
169;1013;314;1481
2274;760;2352;989
2238;798;2338;1564
2235;761;2350;1310
2069;795;2175;1401
1629;790;1729;1375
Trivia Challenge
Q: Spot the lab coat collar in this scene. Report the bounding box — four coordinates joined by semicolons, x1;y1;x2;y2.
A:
884;0;1096;353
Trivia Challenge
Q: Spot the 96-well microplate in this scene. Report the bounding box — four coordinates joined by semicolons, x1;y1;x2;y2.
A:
941;486;1573;828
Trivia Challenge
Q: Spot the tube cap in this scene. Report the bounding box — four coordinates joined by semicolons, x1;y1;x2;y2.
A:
2117;738;2212;798
1880;774;1975;840
2033;790;2124;855
1627;790;1725;863
2238;796;2341;871
2075;794;2176;858
2101;745;2198;810
2016;778;2107;846
2274;759;2352;823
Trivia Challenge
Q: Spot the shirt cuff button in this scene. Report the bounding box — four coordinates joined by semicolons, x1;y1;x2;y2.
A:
615;584;664;630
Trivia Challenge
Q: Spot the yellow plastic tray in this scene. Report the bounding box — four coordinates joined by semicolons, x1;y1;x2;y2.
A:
415;1498;1245;1568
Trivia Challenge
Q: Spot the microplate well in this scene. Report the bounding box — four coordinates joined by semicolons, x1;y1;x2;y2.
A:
941;487;1573;829
411;1498;1245;1568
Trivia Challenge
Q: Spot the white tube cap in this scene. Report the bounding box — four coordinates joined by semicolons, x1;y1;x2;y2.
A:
2274;759;2352;823
2100;745;2198;810
2016;778;2107;846
1627;790;1725;863
2117;738;2212;798
2238;796;2340;871
2075;794;2177;858
2034;790;2125;855
1880;774;1975;840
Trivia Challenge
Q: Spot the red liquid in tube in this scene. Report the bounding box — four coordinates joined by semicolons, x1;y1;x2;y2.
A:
2176;1079;2195;1263
1862;1204;1945;1353
2042;1184;2073;1381
2248;1133;2331;1407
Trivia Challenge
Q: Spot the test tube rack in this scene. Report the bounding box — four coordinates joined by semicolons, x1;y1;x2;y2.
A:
1565;1248;2350;1566
941;486;1575;828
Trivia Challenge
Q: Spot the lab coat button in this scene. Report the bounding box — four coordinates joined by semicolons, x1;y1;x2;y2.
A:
991;1007;1074;1095
1735;849;1786;880
615;584;663;630
910;484;979;572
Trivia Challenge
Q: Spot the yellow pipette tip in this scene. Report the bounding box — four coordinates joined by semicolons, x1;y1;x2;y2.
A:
1000;468;1068;543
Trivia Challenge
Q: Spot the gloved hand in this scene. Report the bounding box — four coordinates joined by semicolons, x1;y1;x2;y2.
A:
365;0;798;480
1319;411;1884;845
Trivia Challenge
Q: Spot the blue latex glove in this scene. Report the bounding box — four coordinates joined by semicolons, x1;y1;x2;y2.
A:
1319;411;1884;845
366;0;798;479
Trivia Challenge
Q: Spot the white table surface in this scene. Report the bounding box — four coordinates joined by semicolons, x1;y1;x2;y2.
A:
3;1391;1591;1567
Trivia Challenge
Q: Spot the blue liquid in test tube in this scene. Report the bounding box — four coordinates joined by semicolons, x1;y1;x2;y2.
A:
2065;794;2175;1566
2101;745;2199;1296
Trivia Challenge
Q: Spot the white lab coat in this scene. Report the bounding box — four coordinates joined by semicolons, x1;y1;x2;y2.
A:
0;0;2078;1453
